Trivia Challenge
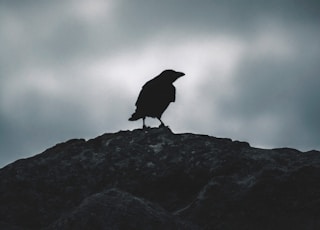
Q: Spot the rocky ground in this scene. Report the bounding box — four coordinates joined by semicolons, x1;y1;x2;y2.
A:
0;127;320;229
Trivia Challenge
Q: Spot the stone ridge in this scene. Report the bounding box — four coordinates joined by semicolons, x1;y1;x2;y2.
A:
0;127;320;230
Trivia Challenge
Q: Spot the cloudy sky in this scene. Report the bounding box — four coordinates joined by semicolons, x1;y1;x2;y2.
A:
1;0;320;167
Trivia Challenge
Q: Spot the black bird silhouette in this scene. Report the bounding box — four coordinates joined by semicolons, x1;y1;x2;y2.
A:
129;69;185;128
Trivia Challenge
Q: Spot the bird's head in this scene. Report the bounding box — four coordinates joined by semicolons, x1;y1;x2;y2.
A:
161;69;185;83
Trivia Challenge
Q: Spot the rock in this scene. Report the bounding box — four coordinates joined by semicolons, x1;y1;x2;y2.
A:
0;127;320;229
46;188;197;230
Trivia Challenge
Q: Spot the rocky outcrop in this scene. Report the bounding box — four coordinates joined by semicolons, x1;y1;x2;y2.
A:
0;127;319;229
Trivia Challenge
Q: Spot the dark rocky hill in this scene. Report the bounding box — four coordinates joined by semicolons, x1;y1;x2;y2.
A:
1;127;320;230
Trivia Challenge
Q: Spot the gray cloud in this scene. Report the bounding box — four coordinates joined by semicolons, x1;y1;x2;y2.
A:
1;0;320;167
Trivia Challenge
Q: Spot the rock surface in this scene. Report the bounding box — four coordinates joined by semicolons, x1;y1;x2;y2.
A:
0;127;320;229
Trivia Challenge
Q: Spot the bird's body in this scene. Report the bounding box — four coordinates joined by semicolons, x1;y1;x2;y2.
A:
129;69;185;128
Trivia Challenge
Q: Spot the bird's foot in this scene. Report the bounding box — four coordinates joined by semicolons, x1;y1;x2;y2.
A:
158;124;172;133
158;123;169;129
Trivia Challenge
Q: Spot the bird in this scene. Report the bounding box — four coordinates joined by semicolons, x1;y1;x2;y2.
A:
129;69;185;128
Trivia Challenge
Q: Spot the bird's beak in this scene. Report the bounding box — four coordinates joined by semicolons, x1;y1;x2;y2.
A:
177;72;185;77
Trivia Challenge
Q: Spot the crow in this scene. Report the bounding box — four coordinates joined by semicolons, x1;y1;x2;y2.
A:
129;69;185;128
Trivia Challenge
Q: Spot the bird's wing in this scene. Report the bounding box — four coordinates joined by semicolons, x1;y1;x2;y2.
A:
135;81;176;107
135;82;154;107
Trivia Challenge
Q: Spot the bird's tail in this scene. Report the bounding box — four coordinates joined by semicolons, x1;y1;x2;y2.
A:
128;112;141;121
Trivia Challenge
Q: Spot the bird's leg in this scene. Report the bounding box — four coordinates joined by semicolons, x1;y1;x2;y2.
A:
158;118;165;128
142;117;147;129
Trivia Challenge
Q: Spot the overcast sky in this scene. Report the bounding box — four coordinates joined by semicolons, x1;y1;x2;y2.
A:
1;0;320;168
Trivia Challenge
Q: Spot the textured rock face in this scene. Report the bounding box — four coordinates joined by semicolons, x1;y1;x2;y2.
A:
0;127;320;230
